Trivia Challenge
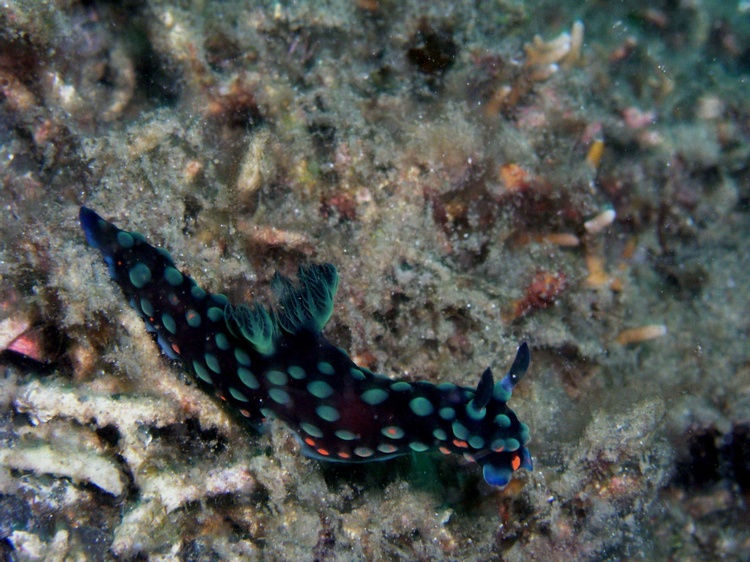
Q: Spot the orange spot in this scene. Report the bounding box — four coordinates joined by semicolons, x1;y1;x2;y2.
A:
386;428;399;436
615;324;667;346
439;446;451;455
463;453;476;463
239;409;250;417
452;439;468;449
171;343;181;355
586;139;605;170
499;163;530;192
584;249;610;287
540;232;580;247
338;451;351;459
620;237;638;261
304;437;316;447
316;448;330;457
511;454;521;471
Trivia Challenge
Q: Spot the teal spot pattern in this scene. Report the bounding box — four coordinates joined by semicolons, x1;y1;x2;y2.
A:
205;353;221;374
307;380;334;399
162;313;177;334
193;360;212;384
129;263;151;288
360;388;388;405
234;348;251;366
316;405;340;422
409;397;434;417
164;267;183;286
117;231;134;248
238;367;259;389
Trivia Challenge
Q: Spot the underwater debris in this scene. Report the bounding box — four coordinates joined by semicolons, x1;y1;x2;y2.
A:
479;20;585;115
524;21;584;75
0;443;125;496
585;139;605;171
509;270;567;321
584;208;616;235
615;325;667;346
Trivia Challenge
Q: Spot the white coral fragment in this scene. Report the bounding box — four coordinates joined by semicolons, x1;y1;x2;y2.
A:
0;444;125;496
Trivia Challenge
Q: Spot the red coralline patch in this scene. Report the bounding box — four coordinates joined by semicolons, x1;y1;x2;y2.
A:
206;75;264;129
509;270;568;320
321;192;357;222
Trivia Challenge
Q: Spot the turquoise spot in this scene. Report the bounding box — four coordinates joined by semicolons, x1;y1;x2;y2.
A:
377;444;398;454
234;348;251;366
436;382;457;392
494;386;511;402
131;232;146;243
212;293;228;305
520;423;531;445
191;285;206;300
381;426;405;439
186;309;201;327
129;263;151;289
307;380;334;399
161;313;177;334
466;401;486;421
349;368;366;380
207;307;224;322
495;414;511;428
266;370;287;386
316;405;340;422
301;422;323;437
409;442;429;452
164;267;183;287
433;428;447;441
156;247;172;261
317;361;334;375
193;360;212;384
354;447;374;458
215;333;230;350
205;353;220;374
238;367;259;389
361;388;388;406
469;436;485;449
168;293;179;306
491;439;505;452
335;430;356;441
229;387;249;402
269;388;290;405
391;381;412;392
505;438;520;452
452;421;470;440
260;407;274;419
409;397;434;417
438;407;455;420
117;231;134;248
140;298;154;317
288;365;306;380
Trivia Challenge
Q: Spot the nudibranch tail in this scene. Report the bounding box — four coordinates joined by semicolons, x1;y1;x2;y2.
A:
80;206;533;488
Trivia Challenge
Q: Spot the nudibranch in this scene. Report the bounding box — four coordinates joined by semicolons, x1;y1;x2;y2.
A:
79;206;532;487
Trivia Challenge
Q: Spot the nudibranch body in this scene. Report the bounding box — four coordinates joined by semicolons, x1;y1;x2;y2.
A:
79;206;532;487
